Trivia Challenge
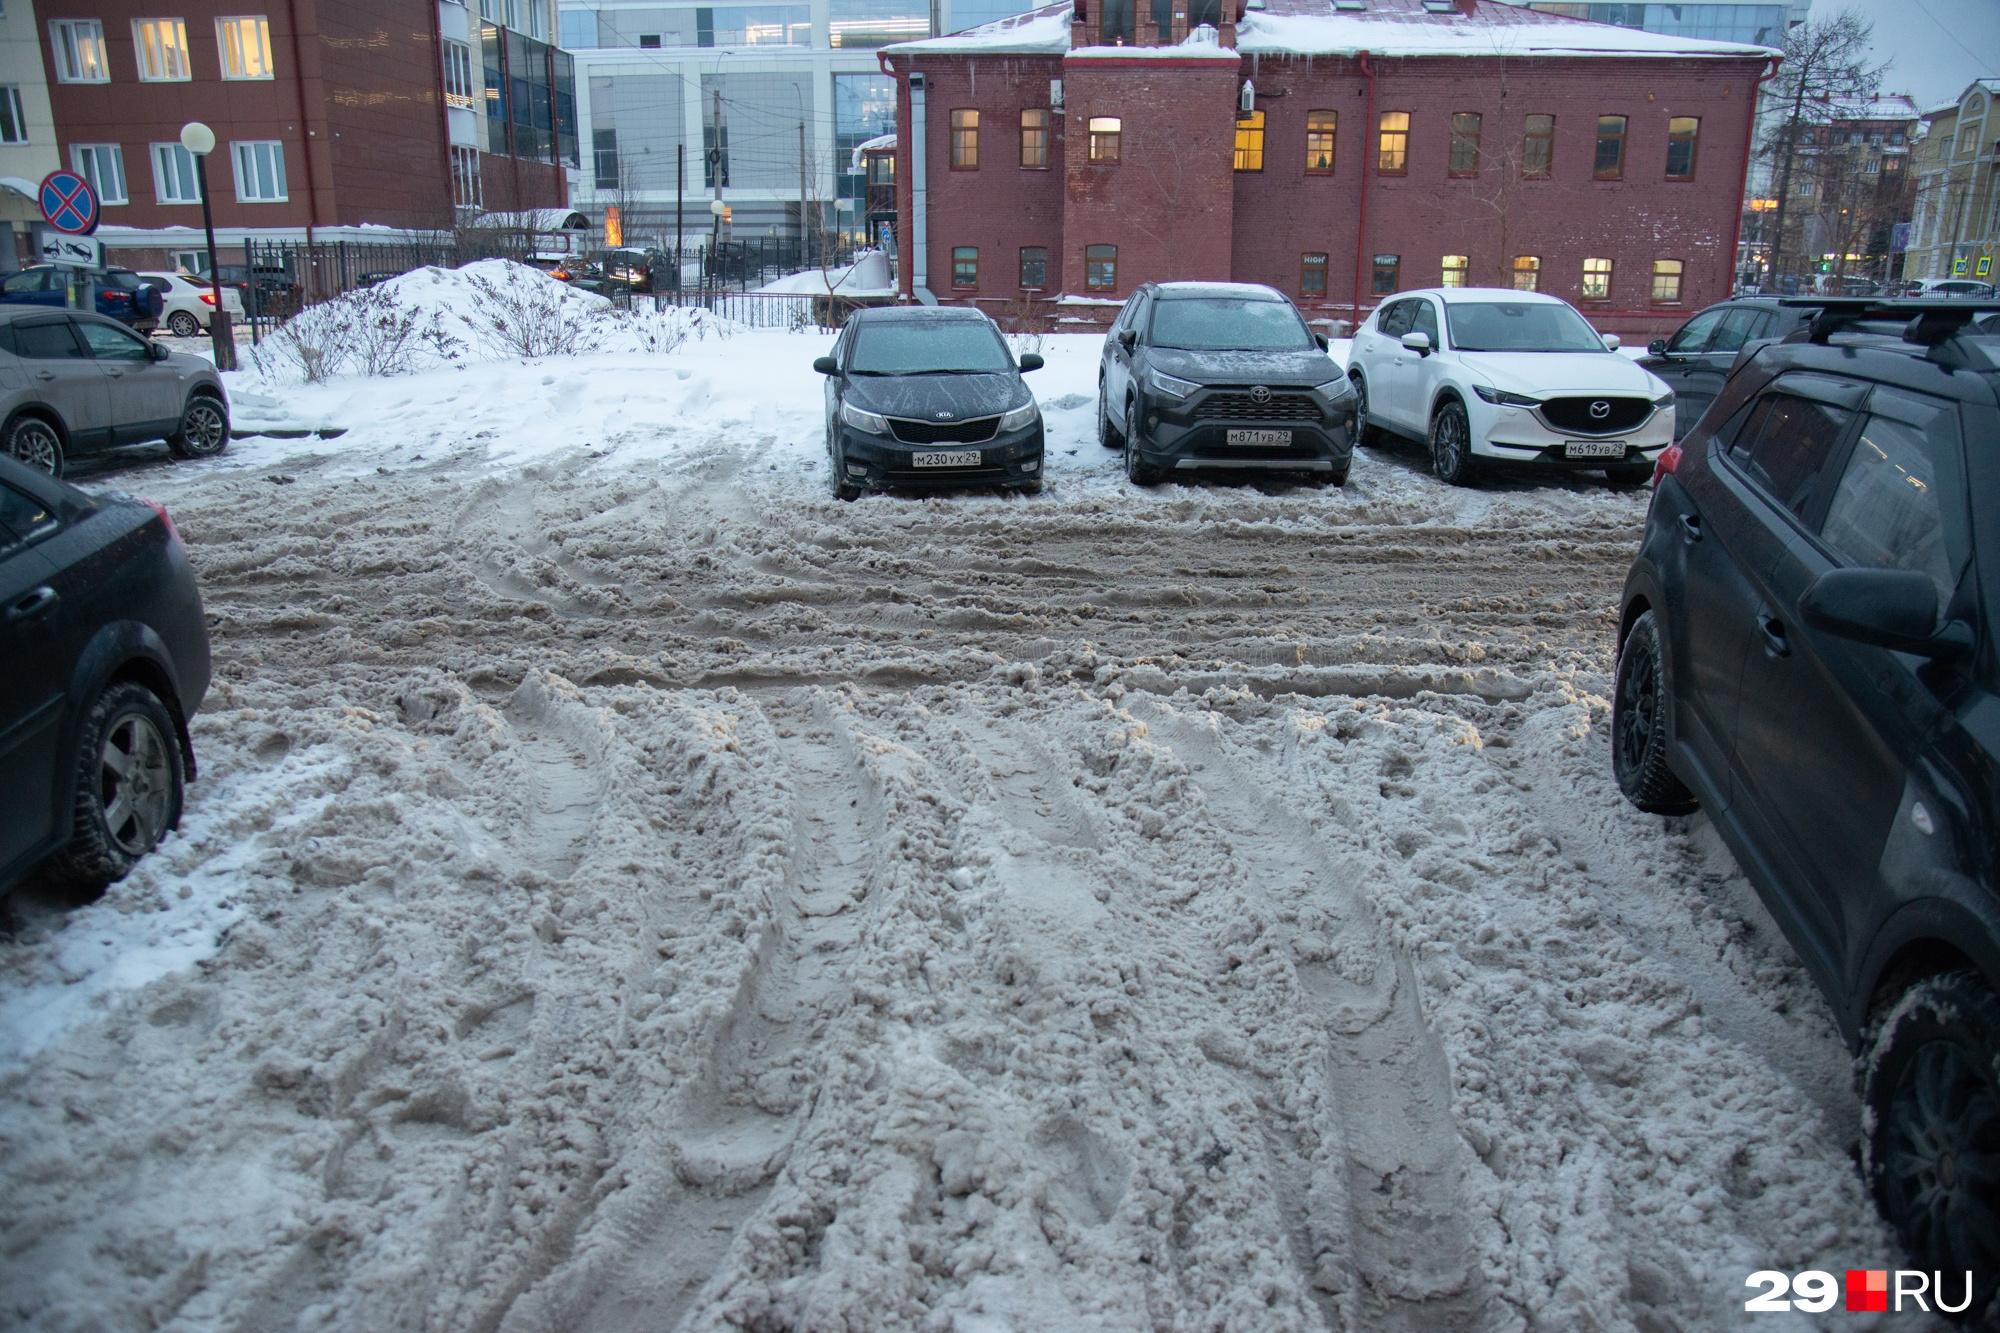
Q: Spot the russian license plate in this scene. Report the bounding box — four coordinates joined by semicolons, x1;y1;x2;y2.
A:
1564;439;1626;460
1226;429;1292;447
912;449;981;468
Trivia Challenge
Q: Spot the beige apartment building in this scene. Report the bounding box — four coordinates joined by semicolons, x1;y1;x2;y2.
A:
0;0;61;259
1904;79;2000;285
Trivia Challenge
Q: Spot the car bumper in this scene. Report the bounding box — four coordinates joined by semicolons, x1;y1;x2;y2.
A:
1470;401;1673;467
838;422;1044;489
1134;392;1355;473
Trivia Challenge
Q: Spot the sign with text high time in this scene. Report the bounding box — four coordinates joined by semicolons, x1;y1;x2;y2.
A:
38;170;99;236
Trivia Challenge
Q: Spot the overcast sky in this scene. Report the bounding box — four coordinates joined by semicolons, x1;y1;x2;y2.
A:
1830;0;2000;110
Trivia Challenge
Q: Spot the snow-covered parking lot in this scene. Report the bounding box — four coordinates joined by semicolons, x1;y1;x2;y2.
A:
0;290;1923;1331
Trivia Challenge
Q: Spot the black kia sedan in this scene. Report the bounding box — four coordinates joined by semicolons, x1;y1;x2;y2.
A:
814;306;1044;500
1098;282;1355;485
1;454;208;895
1612;299;2000;1304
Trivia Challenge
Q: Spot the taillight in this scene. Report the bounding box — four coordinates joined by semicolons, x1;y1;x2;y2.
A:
143;500;183;551
1652;442;1682;486
199;292;216;305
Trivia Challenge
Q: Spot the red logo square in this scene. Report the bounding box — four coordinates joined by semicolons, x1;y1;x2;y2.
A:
1846;1270;1888;1312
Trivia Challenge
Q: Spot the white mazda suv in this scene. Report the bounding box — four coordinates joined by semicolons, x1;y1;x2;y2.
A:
1347;287;1675;486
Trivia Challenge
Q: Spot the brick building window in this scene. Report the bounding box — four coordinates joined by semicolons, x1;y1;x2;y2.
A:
1305;110;1336;173
1651;259;1683;302
1512;255;1540;291
1020;246;1048;289
1371;253;1399;293
1441;254;1468;287
217;17;275;80
1101;0;1135;45
1301;252;1327;294
1666;116;1699;179
133;19;192;81
49;19;108;83
452;145;482;207
1020;109;1049;168
0;88;28;144
1234;110;1264;171
151;143;200;204
71;144;127;204
1088;117;1121;164
1378;112;1409;174
231;140;288;202
953;246;978;287
951;110;979;169
1581;256;1612;300
1594;114;1627;179
1086;244;1117;289
1522;113;1553;177
1448;112;1482;176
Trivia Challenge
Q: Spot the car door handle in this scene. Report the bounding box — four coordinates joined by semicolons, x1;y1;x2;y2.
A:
1759;614;1790;658
7;585;58;622
1677;513;1702;543
105;369;124;378
32;370;54;381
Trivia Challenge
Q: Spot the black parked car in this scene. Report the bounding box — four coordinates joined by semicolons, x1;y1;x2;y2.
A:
813;306;1044;500
1612;298;2000;1306
1098;281;1355;486
0;454;209;893
1637;297;1816;440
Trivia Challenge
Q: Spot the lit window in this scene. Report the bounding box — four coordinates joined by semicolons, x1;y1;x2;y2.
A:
1666;116;1699;179
1020;108;1049;169
1020;246;1048;289
133;19;192;81
1449;112;1481;176
1089;117;1121;165
1235;109;1264;171
1086;243;1117;290
1594;114;1627;179
231;139;288;201
950;109;978;169
1581;257;1612;300
71;144;127;204
151;143;200;204
1301;252;1328;294
952;246;978;287
217;17;275;80
1522;113;1553;178
1372;253;1399;294
443;40;475;109
1512;255;1540;291
49;19;109;83
1651;258;1684;302
1441;254;1468;288
1305;110;1336;174
1378;111;1408;174
0;87;26;144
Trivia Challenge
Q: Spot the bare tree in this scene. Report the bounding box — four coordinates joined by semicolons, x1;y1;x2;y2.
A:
1759;11;1887;284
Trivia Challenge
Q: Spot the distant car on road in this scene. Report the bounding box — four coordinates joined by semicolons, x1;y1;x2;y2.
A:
1613;298;2000;1305
814;306;1044;500
1348;287;1673;486
0;308;230;477
1638;298;1816;440
1901;278;1996;300
0;454;209;894
1099;281;1354;486
136;271;246;338
0;266;165;333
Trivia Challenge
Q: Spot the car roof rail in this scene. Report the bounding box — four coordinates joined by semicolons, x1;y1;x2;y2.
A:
1778;296;2000;348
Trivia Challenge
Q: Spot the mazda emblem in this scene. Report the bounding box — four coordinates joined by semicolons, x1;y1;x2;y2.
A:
1589;400;1611;419
1250;385;1272;404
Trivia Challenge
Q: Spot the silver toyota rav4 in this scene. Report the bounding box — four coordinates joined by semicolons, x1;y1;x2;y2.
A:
0;307;229;478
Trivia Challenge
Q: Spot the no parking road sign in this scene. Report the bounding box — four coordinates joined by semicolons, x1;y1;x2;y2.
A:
39;170;99;235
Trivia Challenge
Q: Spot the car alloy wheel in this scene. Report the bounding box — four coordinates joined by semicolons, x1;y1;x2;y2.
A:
97;713;175;857
168;396;229;459
1429;399;1475;486
1350;372;1381;445
168;310;202;338
1611;610;1697;814
44;682;185;890
6;416;63;476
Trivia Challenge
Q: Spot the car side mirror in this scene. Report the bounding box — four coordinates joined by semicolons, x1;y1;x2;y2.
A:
1400;331;1431;355
1601;333;1621;350
1017;353;1044;372
1798;568;1969;658
812;356;838;375
1314;333;1329;351
149;341;171;361
1117;327;1137;347
1647;339;1669;357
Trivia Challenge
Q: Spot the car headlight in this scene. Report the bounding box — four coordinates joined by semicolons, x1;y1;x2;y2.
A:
1314;377;1353;399
1149;372;1200;400
1472;385;1541;408
1651;390;1676;409
998;402;1040;433
840;401;890;434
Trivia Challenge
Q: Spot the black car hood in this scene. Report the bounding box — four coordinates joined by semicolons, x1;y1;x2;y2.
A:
844;372;1025;420
1145;347;1339;386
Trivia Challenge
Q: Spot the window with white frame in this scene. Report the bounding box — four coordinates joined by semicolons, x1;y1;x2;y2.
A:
50;19;109;83
443;39;474;109
152;142;200;203
231;140;287;200
451;144;481;207
71;144;128;204
133;18;192;80
216;16;274;79
0;87;26;144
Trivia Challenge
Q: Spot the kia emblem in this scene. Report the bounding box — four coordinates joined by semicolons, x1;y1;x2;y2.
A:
1589;400;1611;419
1250;385;1272;404
935;410;952;419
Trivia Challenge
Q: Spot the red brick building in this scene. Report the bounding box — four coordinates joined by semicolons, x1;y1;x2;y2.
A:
882;0;1779;338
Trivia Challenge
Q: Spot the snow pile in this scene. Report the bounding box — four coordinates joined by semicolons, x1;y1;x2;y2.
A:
757;249;895;296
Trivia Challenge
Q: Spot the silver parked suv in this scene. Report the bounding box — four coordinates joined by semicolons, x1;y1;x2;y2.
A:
0;308;230;477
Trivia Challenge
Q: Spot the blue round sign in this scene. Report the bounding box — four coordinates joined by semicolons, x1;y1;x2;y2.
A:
39;170;99;236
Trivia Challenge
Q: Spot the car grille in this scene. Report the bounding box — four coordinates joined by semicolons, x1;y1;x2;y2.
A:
1538;396;1653;435
888;416;1000;444
1191;391;1322;423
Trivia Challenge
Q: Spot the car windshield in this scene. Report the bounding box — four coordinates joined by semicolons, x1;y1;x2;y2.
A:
1150;297;1313;351
849;321;1011;375
1445;300;1608;352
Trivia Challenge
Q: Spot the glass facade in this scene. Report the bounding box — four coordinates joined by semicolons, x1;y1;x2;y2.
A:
835;72;896;220
484;24;579;167
830;0;930;48
1527;3;1788;47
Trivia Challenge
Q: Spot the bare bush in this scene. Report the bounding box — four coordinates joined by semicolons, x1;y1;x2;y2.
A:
609;303;735;354
460;266;607;359
251;287;465;383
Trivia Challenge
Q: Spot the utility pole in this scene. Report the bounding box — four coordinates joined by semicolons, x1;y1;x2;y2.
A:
676;141;684;295
799;122;809;270
711;88;725;284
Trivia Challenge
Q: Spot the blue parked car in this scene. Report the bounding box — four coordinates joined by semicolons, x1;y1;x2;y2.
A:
0;266;164;333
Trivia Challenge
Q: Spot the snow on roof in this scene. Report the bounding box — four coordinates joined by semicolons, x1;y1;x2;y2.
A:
1806;93;1920;124
469;208;593;232
850;133;897;171
887;4;1070;54
1071;21;1241;57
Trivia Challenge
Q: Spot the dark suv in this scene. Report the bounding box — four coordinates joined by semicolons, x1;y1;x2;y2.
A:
1612;299;2000;1306
1636;297;1816;440
1098;282;1355;485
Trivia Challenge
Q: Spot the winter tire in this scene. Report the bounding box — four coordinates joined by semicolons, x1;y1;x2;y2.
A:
167;394;230;460
1429;398;1476;486
1605;462;1653;488
1097;379;1124;449
1612;609;1698;815
1863;969;2000;1323
42;682;184;892
1123;400;1162;486
167;310;202;338
6;415;64;477
1349;372;1382;446
827;432;861;502
1327;463;1350;487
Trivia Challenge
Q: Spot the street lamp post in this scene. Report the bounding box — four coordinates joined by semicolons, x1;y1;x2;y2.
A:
180;121;236;371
